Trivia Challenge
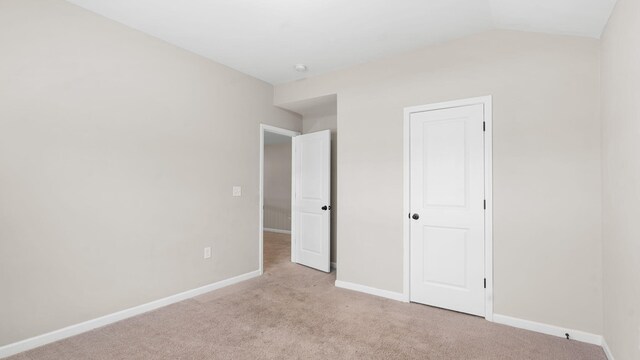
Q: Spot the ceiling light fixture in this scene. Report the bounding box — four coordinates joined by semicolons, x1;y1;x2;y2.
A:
294;64;308;72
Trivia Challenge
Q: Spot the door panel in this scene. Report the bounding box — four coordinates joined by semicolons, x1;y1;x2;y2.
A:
423;226;468;288
293;130;331;272
299;213;323;254
423;119;467;207
299;137;324;199
410;104;485;317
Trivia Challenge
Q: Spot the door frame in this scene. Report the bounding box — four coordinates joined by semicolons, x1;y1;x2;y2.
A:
402;96;493;321
259;124;300;275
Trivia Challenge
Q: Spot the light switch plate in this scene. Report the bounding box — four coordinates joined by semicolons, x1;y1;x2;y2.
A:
232;186;242;197
204;247;211;259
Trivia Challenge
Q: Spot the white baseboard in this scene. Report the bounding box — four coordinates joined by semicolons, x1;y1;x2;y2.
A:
264;228;291;234
335;280;406;302
0;270;261;359
492;314;603;346
330;262;337;270
601;338;615;360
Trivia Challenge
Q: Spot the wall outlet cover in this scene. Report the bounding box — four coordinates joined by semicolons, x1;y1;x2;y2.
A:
232;186;242;197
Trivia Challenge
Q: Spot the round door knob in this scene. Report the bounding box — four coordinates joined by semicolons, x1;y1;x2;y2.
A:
322;206;328;211
412;213;420;220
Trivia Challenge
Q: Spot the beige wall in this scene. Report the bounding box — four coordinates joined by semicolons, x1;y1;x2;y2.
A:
303;114;338;263
601;0;640;358
0;0;301;346
264;142;292;231
275;30;603;334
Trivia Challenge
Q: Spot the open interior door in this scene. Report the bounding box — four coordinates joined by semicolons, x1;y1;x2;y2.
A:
292;130;331;272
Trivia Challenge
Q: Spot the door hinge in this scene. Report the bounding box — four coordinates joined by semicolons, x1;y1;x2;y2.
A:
483;200;486;209
484;278;487;289
483;121;486;132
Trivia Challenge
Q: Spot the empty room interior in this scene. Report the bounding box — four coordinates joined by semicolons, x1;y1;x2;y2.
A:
0;0;638;359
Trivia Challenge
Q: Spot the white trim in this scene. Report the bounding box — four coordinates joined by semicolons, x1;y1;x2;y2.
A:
403;96;494;319
263;228;291;235
0;270;261;359
403;101;411;303
290;135;297;264
482;98;494;321
335;280;405;302
492;314;603;346
601;338;615;360
259;124;300;274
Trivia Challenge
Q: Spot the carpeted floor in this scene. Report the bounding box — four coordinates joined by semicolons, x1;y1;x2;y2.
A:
9;232;606;359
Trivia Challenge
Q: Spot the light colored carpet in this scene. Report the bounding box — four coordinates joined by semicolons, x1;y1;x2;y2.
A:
9;232;605;359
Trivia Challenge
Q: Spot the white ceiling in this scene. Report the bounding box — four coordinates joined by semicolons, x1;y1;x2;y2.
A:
66;0;617;84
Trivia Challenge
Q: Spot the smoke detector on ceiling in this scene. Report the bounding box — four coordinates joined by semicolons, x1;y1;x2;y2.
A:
294;64;308;72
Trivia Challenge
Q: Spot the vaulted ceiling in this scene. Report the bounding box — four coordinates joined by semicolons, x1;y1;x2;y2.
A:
66;0;617;84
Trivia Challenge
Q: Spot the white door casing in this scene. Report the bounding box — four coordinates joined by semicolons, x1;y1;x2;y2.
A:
409;102;487;317
292;130;331;272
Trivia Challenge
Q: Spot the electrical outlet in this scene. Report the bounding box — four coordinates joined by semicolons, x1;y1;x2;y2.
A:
203;247;211;259
232;186;242;197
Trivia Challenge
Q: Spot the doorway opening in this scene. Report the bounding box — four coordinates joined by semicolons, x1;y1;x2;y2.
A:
274;95;338;274
259;125;299;274
261;94;337;275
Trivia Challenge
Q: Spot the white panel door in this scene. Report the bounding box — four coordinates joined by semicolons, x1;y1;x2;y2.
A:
410;104;485;316
292;130;331;272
